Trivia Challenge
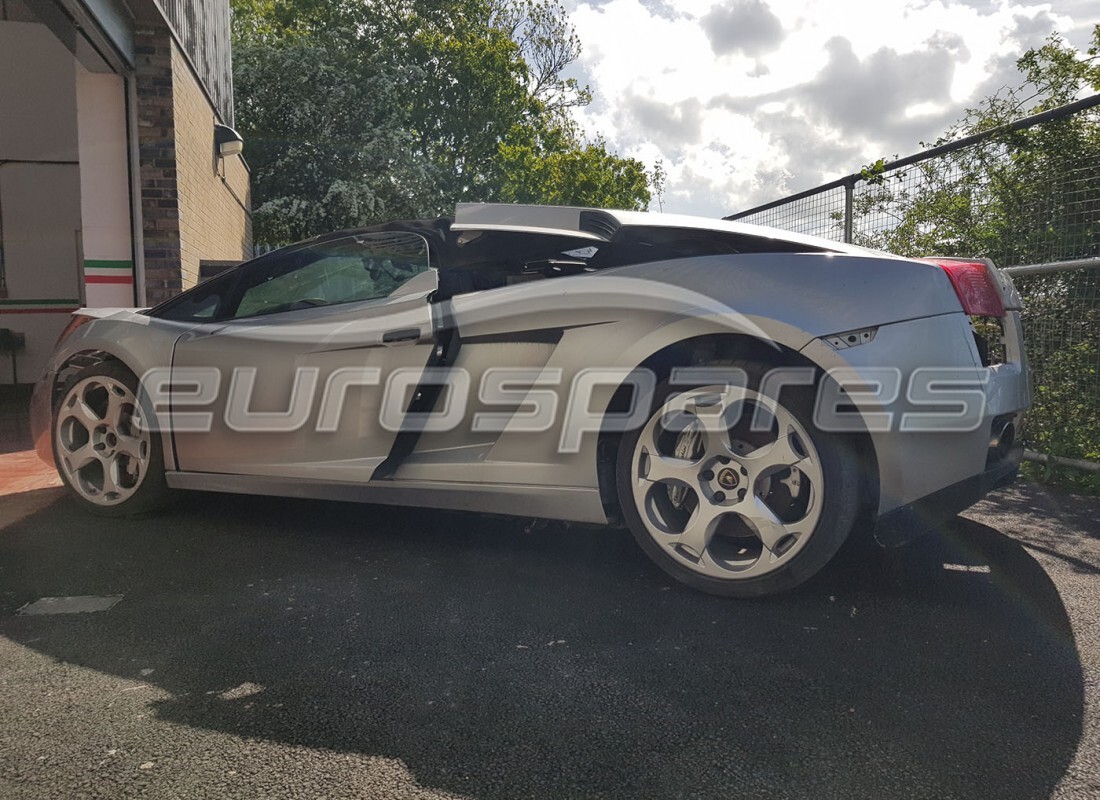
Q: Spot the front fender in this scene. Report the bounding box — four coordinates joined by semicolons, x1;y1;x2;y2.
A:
32;311;193;471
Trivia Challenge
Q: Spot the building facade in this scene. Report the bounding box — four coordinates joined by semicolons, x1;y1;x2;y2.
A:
0;0;251;384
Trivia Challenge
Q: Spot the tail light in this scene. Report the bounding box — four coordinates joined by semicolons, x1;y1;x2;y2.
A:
918;258;1006;317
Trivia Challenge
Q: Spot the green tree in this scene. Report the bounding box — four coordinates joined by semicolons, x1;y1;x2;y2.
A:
232;29;430;243
495;123;651;209
231;0;654;243
849;26;1100;263
846;26;1100;490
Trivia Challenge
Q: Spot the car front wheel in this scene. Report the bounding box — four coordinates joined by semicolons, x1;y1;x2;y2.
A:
616;360;861;597
53;361;170;516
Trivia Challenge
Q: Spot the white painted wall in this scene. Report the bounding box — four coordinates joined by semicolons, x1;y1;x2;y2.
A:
0;20;83;384
0;21;79;161
0;163;82;385
77;65;134;308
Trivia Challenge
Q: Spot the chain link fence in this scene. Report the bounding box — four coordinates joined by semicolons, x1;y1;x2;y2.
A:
1007;262;1100;486
728;94;1100;487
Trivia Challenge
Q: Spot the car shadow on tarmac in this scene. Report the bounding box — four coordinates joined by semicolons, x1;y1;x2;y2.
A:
0;490;1084;799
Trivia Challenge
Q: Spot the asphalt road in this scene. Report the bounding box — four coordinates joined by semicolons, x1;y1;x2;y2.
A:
0;481;1097;799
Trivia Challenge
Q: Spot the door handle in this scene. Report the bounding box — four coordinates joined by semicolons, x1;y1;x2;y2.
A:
382;328;421;344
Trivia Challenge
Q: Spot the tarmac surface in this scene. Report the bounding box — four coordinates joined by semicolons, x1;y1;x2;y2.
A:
1;468;1098;799
2;385;1099;799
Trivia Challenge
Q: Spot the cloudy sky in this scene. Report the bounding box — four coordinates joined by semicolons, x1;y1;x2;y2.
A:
561;0;1097;217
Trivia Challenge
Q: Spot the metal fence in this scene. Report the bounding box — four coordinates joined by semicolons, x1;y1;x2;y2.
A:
253;243;281;258
728;94;1100;484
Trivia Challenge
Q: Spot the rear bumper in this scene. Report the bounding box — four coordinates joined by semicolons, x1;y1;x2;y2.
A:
799;311;1030;515
873;443;1022;547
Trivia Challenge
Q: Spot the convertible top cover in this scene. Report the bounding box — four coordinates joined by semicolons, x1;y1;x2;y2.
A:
307;203;838;274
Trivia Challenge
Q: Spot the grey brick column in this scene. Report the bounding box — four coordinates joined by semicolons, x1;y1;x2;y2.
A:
133;24;183;305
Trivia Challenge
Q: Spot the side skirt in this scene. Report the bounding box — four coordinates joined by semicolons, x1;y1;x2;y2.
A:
165;471;610;524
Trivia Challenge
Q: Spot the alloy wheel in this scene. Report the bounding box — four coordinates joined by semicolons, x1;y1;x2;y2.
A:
55;375;152;506
629;384;824;580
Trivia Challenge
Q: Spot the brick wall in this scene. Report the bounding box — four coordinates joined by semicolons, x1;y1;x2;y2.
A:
133;26;251;305
172;41;251;289
134;25;182;305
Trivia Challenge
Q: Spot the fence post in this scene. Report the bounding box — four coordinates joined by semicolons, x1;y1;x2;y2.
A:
843;178;854;244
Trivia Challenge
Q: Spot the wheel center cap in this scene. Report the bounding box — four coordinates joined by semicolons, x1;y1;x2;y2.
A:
717;467;739;490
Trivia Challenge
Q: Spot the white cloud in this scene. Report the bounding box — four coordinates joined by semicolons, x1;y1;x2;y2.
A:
700;0;785;58
564;0;1084;217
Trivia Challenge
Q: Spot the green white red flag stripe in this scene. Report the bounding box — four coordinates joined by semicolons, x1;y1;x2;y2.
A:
0;299;81;314
84;260;133;285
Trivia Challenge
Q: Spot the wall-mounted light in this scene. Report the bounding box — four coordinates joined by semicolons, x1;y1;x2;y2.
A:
214;123;244;158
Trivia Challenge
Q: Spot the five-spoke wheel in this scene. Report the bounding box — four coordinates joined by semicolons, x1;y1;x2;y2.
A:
53;362;169;515
617;361;859;597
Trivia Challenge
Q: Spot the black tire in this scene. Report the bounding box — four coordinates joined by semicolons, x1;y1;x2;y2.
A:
52;360;171;516
616;359;861;597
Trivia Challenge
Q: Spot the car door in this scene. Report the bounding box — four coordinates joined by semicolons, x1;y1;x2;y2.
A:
169;231;440;482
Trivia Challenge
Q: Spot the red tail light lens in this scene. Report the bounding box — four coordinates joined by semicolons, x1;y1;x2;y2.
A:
919;258;1005;317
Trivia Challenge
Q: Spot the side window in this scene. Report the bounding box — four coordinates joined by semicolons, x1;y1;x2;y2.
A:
233;232;432;319
153;270;237;322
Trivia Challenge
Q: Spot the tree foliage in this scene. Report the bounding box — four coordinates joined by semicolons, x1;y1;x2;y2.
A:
495;124;652;209
845;26;1100;490
231;31;429;244
231;0;655;243
847;25;1100;264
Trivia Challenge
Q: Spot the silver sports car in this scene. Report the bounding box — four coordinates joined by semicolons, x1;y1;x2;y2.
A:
30;203;1030;596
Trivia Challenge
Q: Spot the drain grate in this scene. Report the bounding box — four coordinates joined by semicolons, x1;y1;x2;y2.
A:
16;595;123;615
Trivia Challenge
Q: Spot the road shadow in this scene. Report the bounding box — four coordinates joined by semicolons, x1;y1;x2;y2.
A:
0;492;1084;799
0;384;33;455
980;481;1100;543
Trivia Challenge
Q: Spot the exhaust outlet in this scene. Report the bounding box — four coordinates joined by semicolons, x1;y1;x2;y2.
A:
988;417;1016;463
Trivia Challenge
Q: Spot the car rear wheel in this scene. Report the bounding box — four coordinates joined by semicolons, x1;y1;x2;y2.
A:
616;360;860;597
53;361;170;516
